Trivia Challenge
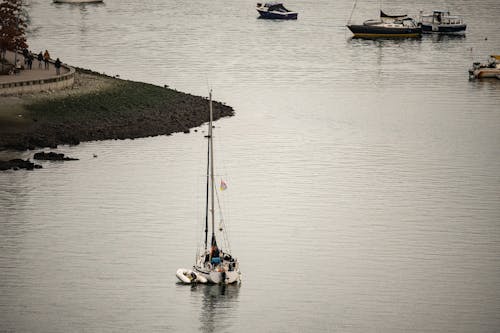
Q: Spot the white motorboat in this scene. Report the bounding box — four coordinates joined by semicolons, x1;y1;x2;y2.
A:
469;55;500;79
418;10;466;34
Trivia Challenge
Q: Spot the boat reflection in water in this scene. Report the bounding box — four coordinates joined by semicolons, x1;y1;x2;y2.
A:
191;284;240;333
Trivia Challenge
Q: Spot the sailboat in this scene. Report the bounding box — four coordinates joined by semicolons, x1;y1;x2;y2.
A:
346;0;421;38
176;91;241;285
347;10;421;38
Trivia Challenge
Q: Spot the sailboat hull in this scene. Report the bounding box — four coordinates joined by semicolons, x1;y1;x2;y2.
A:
347;24;422;38
209;270;240;284
193;265;241;284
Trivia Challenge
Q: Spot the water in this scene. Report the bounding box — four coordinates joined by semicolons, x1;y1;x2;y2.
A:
1;0;500;331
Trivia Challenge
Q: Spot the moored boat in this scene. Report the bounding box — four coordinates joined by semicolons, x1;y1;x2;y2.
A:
418;10;466;34
53;0;103;3
347;11;421;38
176;91;241;285
469;55;500;79
256;2;298;20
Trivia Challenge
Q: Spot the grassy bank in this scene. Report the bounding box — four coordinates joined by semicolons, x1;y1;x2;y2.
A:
0;68;234;150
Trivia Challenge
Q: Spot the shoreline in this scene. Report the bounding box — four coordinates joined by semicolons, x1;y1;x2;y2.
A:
0;68;234;151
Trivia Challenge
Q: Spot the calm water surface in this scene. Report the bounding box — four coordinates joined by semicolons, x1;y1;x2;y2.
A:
1;0;500;331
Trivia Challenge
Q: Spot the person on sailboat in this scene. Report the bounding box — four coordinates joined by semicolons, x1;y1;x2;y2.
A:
210;244;221;266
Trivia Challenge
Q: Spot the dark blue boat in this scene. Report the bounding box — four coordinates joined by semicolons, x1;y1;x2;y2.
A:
256;2;298;20
347;11;421;38
418;10;466;34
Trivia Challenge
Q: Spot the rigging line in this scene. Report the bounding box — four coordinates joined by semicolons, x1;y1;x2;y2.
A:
205;76;211;96
212;133;231;244
196;175;206;257
215;183;231;252
347;0;357;25
220;173;232;251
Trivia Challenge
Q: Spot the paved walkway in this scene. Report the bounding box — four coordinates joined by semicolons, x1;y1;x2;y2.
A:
0;50;70;84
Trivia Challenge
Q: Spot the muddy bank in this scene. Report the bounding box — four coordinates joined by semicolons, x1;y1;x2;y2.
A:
0;68;234;150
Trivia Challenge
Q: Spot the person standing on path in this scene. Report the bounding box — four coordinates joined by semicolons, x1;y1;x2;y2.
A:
55;58;61;75
22;48;29;66
37;51;43;68
43;50;50;70
27;54;33;70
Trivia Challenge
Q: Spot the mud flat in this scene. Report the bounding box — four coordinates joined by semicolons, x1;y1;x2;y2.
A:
0;68;234;150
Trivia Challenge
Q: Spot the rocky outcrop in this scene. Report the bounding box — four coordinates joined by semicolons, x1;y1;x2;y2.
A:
33;152;78;161
0;159;42;171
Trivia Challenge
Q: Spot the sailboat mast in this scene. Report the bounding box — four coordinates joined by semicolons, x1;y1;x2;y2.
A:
209;90;215;245
204;127;210;251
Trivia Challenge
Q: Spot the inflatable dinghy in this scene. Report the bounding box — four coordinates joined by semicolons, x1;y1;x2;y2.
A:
176;268;208;284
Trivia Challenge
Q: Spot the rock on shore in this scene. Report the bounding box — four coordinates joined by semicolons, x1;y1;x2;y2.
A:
0;159;42;170
33;152;78;161
0;68;234;150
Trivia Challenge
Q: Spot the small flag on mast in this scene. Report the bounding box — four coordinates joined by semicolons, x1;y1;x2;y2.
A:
220;179;228;191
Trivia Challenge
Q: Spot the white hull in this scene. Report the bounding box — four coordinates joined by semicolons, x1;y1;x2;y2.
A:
469;56;500;79
470;68;500;79
193;251;241;284
194;265;241;284
176;268;208;284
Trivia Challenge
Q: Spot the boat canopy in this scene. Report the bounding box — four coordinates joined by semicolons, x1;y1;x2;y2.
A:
421;10;463;24
262;2;291;12
263;2;284;7
421;10;460;18
380;10;407;19
432;10;451;15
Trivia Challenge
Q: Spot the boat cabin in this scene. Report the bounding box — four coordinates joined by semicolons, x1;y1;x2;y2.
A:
420;10;464;25
400;17;419;27
380;10;408;23
257;2;291;13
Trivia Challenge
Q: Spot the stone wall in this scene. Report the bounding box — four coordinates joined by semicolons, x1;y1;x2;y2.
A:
0;64;75;96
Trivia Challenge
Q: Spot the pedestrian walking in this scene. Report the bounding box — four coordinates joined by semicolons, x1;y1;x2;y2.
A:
55;58;62;75
27;55;33;70
43;50;50;70
22;48;29;66
37;51;43;68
